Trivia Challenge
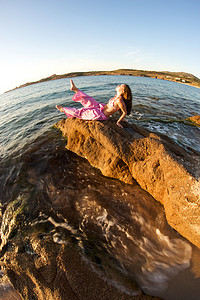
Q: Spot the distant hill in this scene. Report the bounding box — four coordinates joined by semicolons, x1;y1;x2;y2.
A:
6;69;200;93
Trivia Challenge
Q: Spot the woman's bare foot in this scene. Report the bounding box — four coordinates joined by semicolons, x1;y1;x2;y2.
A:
70;79;79;92
56;105;64;112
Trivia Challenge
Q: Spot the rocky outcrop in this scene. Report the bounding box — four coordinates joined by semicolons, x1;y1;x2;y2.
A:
0;131;165;300
55;118;200;248
1;230;160;300
186;115;200;126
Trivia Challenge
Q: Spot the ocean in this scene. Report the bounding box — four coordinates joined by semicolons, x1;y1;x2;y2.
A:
0;75;200;299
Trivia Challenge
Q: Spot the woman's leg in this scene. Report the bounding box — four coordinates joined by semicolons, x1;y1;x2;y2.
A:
70;79;100;108
70;79;79;93
56;105;64;112
72;90;100;108
56;105;81;118
56;105;107;120
62;107;82;118
56;80;105;118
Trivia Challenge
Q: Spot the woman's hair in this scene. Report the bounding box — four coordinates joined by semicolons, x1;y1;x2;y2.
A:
122;84;132;115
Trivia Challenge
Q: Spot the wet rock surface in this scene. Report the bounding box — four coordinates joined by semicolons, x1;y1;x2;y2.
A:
0;131;165;300
187;115;200;126
1;116;200;299
55;118;200;248
2;233;161;300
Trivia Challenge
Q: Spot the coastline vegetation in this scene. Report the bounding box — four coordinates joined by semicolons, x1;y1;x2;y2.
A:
6;69;200;93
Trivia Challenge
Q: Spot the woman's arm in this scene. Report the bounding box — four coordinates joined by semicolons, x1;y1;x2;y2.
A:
116;98;127;128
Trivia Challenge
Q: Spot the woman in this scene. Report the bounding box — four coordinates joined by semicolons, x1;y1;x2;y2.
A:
56;79;132;128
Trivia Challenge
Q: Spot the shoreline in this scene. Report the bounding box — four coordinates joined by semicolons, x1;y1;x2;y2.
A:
5;69;200;93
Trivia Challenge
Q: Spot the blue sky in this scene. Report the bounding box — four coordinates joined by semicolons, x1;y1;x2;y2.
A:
0;0;200;93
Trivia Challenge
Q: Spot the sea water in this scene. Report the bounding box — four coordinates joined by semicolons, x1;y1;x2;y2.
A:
0;76;200;160
0;75;200;299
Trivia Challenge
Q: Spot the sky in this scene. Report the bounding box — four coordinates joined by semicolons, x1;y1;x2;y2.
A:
0;0;200;94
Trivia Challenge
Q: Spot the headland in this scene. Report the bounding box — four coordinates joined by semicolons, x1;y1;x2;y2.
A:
5;69;200;93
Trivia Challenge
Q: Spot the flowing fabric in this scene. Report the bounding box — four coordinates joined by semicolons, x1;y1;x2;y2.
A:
63;90;108;120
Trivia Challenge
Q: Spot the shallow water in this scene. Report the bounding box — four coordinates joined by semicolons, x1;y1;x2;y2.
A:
0;76;200;299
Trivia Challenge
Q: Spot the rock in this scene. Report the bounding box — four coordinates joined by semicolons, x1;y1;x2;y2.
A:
0;156;163;299
0;270;21;300
55;118;200;248
186;115;200;126
2;234;160;300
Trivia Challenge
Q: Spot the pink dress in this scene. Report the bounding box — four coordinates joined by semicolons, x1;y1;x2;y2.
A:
63;90;108;120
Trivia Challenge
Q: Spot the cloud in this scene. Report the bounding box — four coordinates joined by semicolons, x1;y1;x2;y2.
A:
123;48;141;57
